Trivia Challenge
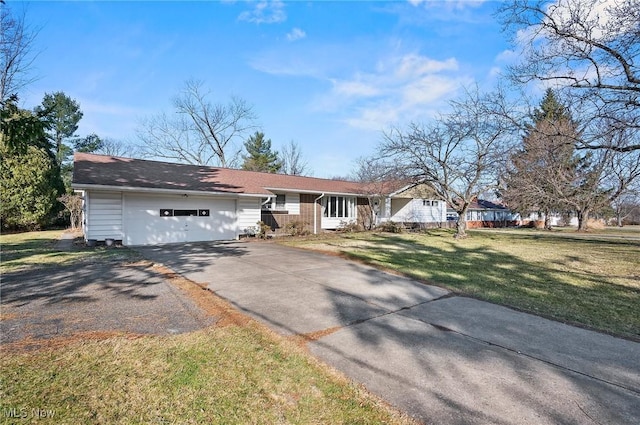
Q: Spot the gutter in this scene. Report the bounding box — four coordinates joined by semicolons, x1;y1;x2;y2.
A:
313;193;325;235
70;183;267;198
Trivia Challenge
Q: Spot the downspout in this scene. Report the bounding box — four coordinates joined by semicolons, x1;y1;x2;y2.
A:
314;193;325;235
261;196;274;208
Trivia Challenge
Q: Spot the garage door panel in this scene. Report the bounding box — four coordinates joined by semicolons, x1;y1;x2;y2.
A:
123;194;237;245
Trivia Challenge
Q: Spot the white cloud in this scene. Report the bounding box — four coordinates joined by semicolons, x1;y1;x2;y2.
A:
330;75;381;98
238;0;286;24
396;55;458;78
286;27;306;42
319;53;469;131
408;0;487;10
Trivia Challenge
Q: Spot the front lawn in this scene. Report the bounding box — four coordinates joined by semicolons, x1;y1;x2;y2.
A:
0;230;139;273
284;229;640;340
0;325;412;425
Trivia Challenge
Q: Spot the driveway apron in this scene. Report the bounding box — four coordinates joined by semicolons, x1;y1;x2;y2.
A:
138;241;640;425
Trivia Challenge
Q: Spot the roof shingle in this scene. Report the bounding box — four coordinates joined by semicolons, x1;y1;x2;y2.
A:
72;153;370;196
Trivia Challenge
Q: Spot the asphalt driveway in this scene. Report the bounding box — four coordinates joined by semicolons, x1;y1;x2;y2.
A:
1;261;214;345
138;241;640;425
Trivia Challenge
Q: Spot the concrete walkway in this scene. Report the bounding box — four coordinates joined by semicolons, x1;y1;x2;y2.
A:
138;241;640;425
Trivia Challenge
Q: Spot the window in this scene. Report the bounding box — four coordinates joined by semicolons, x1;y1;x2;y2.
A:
174;209;198;216
160;209;210;217
323;196;355;218
263;194;286;210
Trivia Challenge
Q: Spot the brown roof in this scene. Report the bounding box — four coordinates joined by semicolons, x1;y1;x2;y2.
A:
72;153;370;196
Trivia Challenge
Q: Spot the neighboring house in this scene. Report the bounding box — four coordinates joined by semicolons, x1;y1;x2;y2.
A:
72;153;372;245
447;199;520;228
519;211;579;227
375;183;447;227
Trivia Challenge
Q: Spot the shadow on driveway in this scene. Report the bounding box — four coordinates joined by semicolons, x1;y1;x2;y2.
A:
1;260;214;345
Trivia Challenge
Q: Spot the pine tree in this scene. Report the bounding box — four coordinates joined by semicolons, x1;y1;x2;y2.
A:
241;132;282;173
502;89;579;229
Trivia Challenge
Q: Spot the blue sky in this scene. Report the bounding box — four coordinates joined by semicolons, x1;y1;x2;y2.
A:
21;0;513;178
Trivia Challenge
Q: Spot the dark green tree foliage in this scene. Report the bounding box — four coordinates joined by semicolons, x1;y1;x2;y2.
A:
0;95;49;154
73;133;103;153
1;96;65;229
502;90;578;229
241;131;282;173
36;91;82;165
0;142;64;230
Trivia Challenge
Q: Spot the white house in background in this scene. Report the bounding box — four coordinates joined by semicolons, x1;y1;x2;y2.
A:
376;184;447;227
446;199;520;228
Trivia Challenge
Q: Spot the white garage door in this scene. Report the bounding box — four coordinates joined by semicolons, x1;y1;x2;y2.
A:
123;194;237;245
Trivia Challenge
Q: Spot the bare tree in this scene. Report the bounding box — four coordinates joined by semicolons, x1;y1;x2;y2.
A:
352;156;395;230
137;79;257;167
498;0;640;152
611;188;640;226
280;140;310;176
0;4;38;101
96;137;140;158
380;88;516;238
57;193;82;230
173;79;257;167
137;112;207;164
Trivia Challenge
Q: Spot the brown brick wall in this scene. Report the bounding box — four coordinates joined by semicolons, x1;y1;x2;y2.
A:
261;194;322;234
357;197;373;229
261;195;373;234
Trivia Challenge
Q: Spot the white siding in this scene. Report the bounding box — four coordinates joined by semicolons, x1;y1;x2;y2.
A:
390;199;445;223
122;194;237;245
265;192;300;215
86;191;123;241
237;197;262;233
284;192;300;215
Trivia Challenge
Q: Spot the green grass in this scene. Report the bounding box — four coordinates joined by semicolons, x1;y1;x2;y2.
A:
0;230;140;273
0;325;412;425
284;229;640;340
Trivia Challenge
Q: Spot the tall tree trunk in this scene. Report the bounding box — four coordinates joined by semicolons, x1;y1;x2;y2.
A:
455;206;469;238
543;208;552;230
577;208;590;231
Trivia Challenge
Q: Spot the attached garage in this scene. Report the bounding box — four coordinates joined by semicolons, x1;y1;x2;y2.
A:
123;194;237;245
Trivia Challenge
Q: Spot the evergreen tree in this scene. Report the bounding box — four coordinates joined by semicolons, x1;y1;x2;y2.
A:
1;96;65;229
36;91;83;166
502;89;579;229
241;131;282;173
0;142;64;230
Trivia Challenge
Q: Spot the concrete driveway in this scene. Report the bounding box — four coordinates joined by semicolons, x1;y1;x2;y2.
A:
138;241;640;425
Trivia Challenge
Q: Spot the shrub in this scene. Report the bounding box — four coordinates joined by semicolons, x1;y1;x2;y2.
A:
378;221;403;233
256;221;272;239
338;220;362;233
587;218;605;230
284;220;310;236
